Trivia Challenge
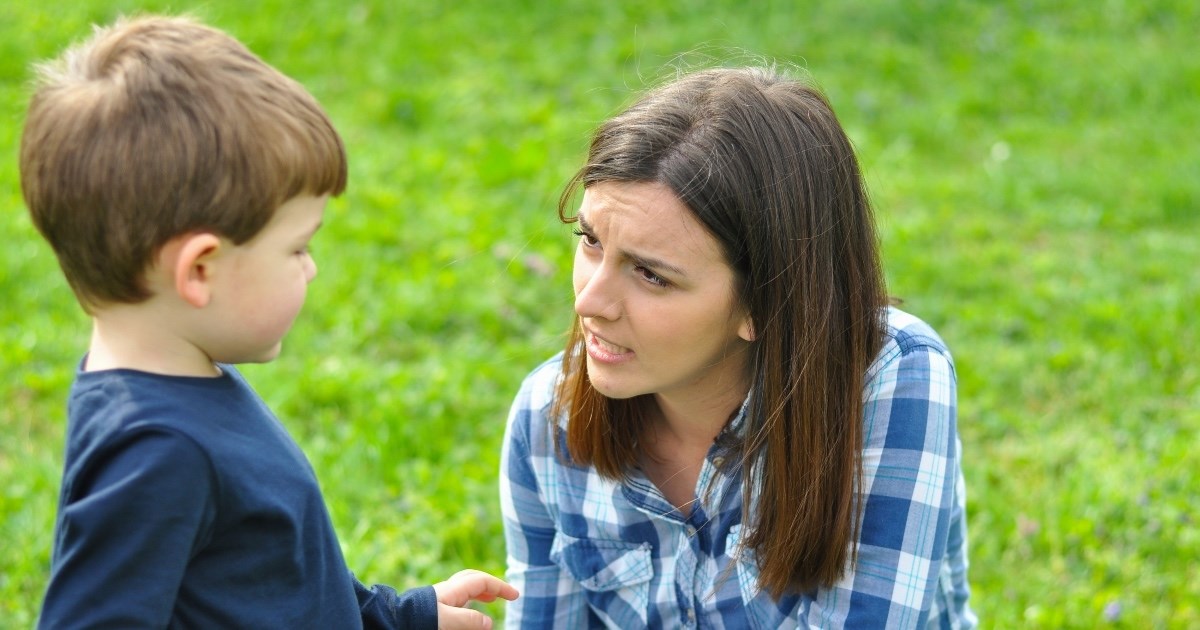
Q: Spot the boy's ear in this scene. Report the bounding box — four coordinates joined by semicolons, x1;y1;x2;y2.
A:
164;233;222;308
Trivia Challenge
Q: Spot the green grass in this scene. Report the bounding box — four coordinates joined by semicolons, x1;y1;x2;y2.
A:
2;0;1197;627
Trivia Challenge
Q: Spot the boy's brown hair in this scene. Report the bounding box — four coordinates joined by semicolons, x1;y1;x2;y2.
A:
20;15;347;312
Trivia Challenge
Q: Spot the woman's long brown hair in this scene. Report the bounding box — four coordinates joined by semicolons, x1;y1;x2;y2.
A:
551;67;887;598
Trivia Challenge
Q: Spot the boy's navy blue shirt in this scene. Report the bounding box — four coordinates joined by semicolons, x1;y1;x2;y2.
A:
39;362;436;629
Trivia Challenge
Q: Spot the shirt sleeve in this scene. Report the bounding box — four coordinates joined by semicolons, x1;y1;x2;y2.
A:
803;339;962;629
39;429;216;629
355;579;438;630
499;379;592;629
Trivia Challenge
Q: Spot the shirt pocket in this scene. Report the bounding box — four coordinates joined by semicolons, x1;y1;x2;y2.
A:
550;532;653;628
725;525;799;630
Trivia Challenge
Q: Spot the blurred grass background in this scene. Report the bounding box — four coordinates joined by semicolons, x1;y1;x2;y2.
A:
1;0;1196;627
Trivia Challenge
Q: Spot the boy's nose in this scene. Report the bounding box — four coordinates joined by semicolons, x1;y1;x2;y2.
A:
304;255;317;282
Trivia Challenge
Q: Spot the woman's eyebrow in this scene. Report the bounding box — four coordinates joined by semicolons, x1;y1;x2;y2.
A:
630;252;688;278
577;215;687;278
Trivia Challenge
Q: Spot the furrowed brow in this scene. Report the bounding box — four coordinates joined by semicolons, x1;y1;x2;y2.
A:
578;213;688;278
626;251;687;278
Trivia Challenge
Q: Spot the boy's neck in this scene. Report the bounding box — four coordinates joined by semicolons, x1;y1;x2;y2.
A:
87;303;220;377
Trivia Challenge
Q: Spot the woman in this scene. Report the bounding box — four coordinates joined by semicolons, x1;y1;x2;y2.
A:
500;66;975;628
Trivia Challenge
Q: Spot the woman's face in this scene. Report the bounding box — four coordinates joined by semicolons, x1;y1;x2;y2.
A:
572;181;754;409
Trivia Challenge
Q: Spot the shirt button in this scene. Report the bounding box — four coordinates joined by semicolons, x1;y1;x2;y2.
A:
685;524;696;537
712;456;725;468
687;608;696;624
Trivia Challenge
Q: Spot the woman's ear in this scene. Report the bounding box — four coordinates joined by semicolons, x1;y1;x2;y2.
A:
163;233;222;308
738;316;756;342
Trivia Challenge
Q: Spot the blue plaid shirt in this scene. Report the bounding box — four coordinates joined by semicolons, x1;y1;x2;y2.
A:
500;307;975;629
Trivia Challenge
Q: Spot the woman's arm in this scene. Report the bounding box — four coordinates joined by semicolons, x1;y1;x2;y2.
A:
499;377;594;629
803;333;966;629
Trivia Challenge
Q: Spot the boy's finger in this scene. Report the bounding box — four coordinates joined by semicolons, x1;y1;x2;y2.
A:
446;570;520;601
437;603;494;630
477;576;520;602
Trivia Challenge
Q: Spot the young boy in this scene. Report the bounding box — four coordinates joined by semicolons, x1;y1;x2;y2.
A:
21;15;516;629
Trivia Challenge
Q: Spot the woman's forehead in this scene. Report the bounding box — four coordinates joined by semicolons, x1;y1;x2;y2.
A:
583;183;723;258
581;183;703;236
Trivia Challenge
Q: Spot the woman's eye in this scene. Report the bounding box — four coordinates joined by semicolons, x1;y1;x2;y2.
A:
636;266;669;288
572;229;599;247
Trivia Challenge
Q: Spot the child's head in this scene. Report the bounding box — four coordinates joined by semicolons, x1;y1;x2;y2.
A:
20;15;346;313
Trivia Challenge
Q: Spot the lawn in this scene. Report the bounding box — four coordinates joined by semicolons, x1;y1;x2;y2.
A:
1;0;1196;627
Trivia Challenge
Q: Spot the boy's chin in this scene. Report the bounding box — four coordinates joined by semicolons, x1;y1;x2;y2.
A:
215;342;284;365
250;343;284;363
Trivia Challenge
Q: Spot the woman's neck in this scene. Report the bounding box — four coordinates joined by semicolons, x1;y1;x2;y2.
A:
650;379;748;450
638;387;746;517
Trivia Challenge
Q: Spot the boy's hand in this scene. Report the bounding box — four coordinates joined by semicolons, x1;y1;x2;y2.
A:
433;569;519;630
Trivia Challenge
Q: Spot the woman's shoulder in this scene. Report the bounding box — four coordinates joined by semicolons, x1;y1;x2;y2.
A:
868;306;955;382
883;306;951;353
512;351;566;417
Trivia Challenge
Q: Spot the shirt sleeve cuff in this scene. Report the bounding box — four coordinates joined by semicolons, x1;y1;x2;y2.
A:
355;579;438;629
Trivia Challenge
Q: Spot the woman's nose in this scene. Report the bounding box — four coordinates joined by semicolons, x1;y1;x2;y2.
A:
573;260;622;321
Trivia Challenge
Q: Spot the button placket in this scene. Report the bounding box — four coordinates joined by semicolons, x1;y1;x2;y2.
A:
674;519;701;628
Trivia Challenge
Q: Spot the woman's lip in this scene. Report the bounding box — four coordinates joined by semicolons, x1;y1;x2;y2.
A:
585;331;633;364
